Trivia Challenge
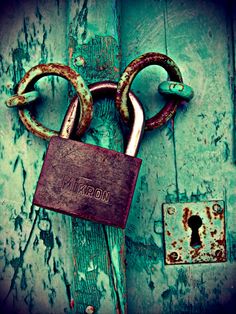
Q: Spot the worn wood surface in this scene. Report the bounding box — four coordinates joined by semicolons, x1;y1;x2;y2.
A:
121;0;236;313
0;0;236;313
0;2;75;313
0;1;126;313
68;1;126;313
232;0;236;162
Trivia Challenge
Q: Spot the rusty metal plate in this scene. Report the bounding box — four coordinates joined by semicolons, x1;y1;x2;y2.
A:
33;137;142;228
163;201;226;264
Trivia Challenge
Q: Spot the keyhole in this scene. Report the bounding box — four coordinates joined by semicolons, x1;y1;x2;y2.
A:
188;215;203;249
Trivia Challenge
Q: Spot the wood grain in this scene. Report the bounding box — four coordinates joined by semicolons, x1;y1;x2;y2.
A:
1;0;236;313
68;1;126;313
0;1;76;313
0;0;126;313
121;0;236;313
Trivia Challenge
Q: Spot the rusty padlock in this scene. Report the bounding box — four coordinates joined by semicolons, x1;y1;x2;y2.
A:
33;82;144;228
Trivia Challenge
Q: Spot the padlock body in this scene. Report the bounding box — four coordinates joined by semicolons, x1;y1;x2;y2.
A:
33;137;142;228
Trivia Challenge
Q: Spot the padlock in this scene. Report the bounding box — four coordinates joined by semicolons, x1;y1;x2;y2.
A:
33;82;144;228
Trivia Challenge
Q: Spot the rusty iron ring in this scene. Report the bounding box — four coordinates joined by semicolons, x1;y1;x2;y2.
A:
17;63;93;140
6;91;40;107
116;52;183;130
81;81;144;157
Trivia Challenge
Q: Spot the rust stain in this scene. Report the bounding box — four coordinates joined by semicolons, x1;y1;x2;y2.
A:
119;243;125;257
167;252;183;263
205;206;212;220
171;241;177;247
202;224;206;236
215;249;226;262
167;230;171;236
210;229;217;237
216;238;225;246
213;210;224;220
216;229;226;247
190;246;203;259
182;207;192;231
168;253;177;262
69;47;73;59
70;299;75;309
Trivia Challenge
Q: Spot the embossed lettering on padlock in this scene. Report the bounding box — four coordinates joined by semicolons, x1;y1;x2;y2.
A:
33;82;144;228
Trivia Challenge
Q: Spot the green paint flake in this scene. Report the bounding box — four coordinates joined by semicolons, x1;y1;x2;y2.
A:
12;48;30;64
55;236;62;248
39;230;54;249
148;280;155;291
33;235;39;250
39;230;54;264
14;215;23;232
20;268;27;290
48;288;57;306
161;288;172;300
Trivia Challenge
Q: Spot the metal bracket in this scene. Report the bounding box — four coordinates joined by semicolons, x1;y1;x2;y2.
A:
163;201;226;265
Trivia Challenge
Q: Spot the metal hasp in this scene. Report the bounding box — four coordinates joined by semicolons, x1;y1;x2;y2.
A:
163;201;226;265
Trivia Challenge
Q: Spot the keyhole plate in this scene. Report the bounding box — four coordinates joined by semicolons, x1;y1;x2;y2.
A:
163;201;226;265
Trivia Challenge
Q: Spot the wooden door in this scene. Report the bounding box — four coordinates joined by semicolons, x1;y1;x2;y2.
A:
0;1;235;313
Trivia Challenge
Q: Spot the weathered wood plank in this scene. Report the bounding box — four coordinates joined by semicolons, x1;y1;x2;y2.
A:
68;1;126;313
121;0;236;313
120;1;177;312
231;0;236;161
120;0;176;242
1;0;127;313
162;1;236;311
0;1;76;313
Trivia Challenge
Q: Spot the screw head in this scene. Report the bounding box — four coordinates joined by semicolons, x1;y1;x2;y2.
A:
167;207;176;215
169;252;179;261
85;305;95;314
215;249;223;259
74;55;85;67
212;204;223;214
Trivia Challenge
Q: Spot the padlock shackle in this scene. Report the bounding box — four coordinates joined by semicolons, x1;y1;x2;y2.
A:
88;81;144;157
59;81;144;156
60;96;80;139
124;92;144;156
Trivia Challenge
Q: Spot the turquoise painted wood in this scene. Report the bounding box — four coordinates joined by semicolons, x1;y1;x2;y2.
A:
121;0;236;313
0;1;126;313
0;1;236;314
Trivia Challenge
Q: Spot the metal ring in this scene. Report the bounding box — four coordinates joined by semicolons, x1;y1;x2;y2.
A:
17;63;93;140
6;91;40;107
158;81;194;101
116;52;183;130
78;81;144;157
